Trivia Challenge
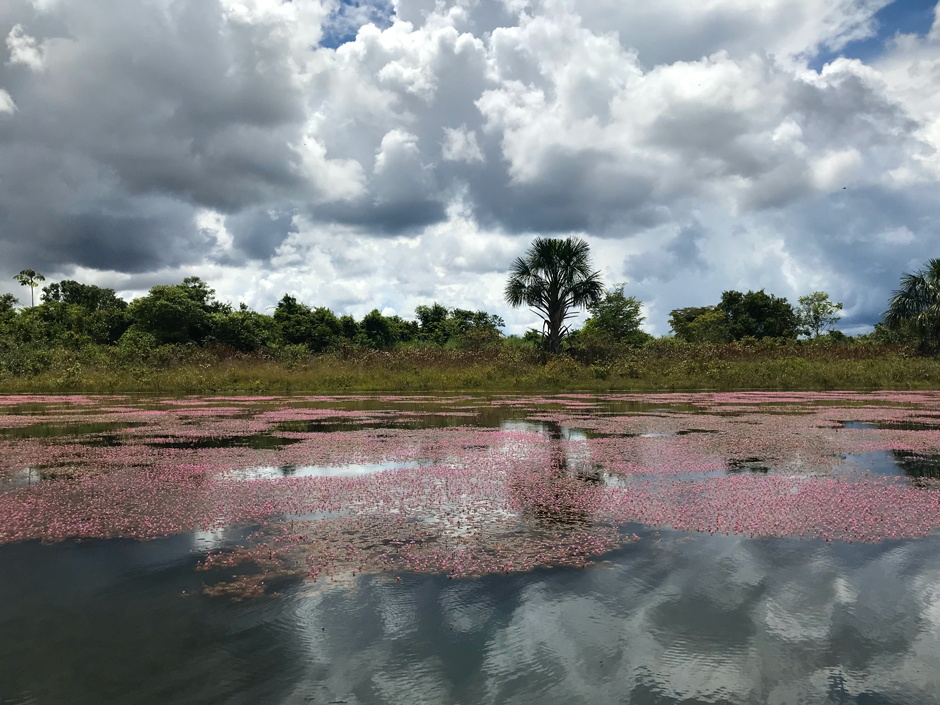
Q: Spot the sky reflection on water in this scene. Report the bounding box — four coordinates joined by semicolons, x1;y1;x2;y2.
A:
2;528;940;704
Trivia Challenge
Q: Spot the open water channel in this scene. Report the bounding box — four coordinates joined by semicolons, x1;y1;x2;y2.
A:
2;392;940;704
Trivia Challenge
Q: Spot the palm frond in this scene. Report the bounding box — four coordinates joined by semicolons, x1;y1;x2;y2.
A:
504;236;604;351
883;259;940;346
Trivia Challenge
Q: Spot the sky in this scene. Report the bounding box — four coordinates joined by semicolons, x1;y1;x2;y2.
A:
1;0;939;336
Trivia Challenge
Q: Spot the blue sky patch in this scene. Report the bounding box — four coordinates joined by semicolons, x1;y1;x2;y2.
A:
320;0;395;49
811;0;937;69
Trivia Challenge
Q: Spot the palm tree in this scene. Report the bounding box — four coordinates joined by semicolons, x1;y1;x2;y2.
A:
884;258;940;350
505;236;604;353
13;269;45;307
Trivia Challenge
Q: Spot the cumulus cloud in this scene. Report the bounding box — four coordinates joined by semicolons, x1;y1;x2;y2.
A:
0;0;939;334
6;24;44;70
0;88;15;113
441;124;484;163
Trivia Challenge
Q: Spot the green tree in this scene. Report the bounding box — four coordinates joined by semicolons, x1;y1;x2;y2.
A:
0;293;18;327
582;284;650;345
273;295;313;346
36;280;130;344
669;306;730;343
388;314;418;344
415;303;451;345
14;269;45;307
719;290;798;340
362;309;394;349
209;304;276;352
356;310;418;349
127;279;223;345
273;297;343;351
414;303;503;348
884;258;940;351
338;315;360;341
797;291;843;338
180;276;229;313
447;308;504;349
307;307;342;352
860;321;918;346
41;280;127;311
505;236;604;353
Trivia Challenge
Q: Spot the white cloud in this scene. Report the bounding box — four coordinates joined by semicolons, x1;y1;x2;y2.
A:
291;126;368;202
5;24;44;71
218;0;328;79
441;124;484;162
545;0;891;68
811;148;863;191
878;226;916;245
27;0;62;12
0;89;15;114
931;3;940;42
195;209;234;257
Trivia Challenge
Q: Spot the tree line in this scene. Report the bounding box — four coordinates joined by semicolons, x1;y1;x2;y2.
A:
501;236;930;350
0;276;506;354
4;240;938;358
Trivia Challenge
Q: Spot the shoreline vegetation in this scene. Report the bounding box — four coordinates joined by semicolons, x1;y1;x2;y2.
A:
1;340;937;394
5;247;939;394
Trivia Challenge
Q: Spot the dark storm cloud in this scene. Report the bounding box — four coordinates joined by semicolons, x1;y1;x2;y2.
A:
226;205;299;261
461;148;665;236
769;185;940;327
316;199;448;233
786;67;919;148
0;0;309;274
53;210;209;273
623;222;710;285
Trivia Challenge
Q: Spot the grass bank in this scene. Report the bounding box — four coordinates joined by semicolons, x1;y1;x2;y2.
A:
1;341;939;394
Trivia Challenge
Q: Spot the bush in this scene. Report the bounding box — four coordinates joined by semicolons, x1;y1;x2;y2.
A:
117;327;159;365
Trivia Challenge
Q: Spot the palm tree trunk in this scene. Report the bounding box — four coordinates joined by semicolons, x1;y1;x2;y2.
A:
547;308;563;353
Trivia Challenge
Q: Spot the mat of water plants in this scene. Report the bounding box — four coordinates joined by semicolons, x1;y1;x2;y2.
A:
3;392;940;703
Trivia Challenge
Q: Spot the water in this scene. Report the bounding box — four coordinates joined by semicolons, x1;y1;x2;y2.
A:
0;420;144;440
840;421;940;480
149;434;302;450
3;392;940;704
2;529;938;704
229;461;429;480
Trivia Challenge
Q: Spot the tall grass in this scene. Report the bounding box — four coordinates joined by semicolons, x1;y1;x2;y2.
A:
1;339;938;393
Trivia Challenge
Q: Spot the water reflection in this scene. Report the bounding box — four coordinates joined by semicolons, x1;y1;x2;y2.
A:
149;434;301;450
229;461;429;480
842;451;940;481
0;467;41;490
892;451;940;480
2;530;940;704
499;420;590;441
727;457;772;474
0;421;144;440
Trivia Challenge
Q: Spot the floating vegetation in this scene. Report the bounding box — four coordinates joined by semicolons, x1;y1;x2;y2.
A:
3;392;940;596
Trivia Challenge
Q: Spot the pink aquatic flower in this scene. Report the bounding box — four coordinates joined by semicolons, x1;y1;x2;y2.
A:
2;391;940;595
